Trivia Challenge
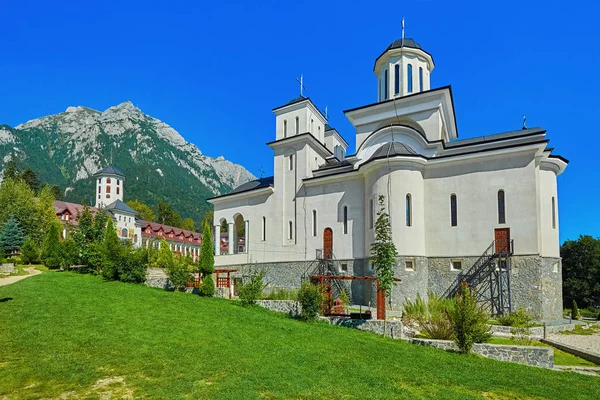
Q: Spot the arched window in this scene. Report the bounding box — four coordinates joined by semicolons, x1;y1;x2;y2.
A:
394;64;400;95
98;186;101;193
419;67;423;92
117;180;120;186
551;197;556;229
295;117;299;135
310;119;314;134
406;194;412;227
343;206;348;234
107;178;111;184
450;194;457;227
288;221;293;240
289;154;294;170
407;64;413;93
384;69;389;100
283;120;287;137
312;210;317;236
369;198;374;229
262;216;266;241
106;185;111;194
121;228;127;237
116;187;120;195
378;77;382;101
498;190;506;224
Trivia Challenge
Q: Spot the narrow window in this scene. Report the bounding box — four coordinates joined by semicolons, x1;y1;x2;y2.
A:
262;216;266;241
116;187;120;195
289;154;294;170
552;197;556;229
106;185;111;194
406;194;412;227
407;64;413;93
394;64;400;95
311;119;314;134
498;190;506;224
107;178;111;184
288;221;293;240
295;117;299;135
419;67;423;92
318;126;321;138
450;194;457;227
369;199;374;229
117;180;120;186
98;186;101;193
312;210;317;236
283;120;287;137
384;69;389;100
343;206;348;234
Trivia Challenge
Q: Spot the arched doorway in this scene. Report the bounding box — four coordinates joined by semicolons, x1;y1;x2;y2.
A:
323;228;333;259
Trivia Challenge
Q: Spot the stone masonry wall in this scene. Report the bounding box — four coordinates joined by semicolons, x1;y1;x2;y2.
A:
327;317;403;338
256;300;301;317
541;257;563;321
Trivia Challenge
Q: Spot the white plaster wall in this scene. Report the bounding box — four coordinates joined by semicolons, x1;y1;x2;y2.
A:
275;107;325;143
113;212;142;247
424;154;539;257
377;51;431;100
538;168;560;257
95;176;124;208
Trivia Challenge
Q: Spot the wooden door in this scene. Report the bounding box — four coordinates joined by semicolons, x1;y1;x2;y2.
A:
494;228;510;254
323;228;333;259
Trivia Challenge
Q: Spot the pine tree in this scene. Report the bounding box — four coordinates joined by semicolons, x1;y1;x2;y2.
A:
156;239;174;269
0;216;26;255
42;222;62;269
20;168;39;193
198;221;215;297
20;237;40;264
102;218;122;280
3;153;18;181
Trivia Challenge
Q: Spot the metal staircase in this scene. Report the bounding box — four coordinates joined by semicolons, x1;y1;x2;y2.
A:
443;240;514;316
307;249;351;302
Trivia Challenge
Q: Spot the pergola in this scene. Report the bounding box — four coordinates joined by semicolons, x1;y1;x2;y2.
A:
215;269;237;299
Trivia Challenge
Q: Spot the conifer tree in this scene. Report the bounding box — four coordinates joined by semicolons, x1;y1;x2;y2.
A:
370;195;398;297
42;222;62;269
3;153;18;181
102;218;122;280
156;239;174;269
0;216;26;255
20;168;39;193
198;221;215;296
20;237;40;264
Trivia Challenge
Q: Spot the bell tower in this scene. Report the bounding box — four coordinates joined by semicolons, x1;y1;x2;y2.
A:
93;166;125;208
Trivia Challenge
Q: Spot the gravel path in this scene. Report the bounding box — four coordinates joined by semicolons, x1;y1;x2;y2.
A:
0;267;41;287
548;329;600;354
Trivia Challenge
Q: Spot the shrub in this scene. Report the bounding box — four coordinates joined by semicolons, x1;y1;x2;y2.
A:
496;307;533;327
41;223;62;269
261;288;297;300
60;238;79;269
572;300;581;320
402;292;454;340
118;247;147;284
448;283;491;353
199;274;215;297
166;260;191;291
297;281;324;322
339;289;350;310
239;270;266;306
20;237;39;264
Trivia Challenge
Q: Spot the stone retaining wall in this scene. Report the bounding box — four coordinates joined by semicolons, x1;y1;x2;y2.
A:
489;323;576;338
0;263;16;274
411;338;554;368
256;300;301;316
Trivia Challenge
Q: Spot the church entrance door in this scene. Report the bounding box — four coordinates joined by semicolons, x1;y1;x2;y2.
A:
494;228;510;254
323;228;333;259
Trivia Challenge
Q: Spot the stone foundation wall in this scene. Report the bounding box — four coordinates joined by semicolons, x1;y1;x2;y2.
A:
411;338;554;368
327;317;403;338
256;300;301;316
489;323;576;338
541;257;563;321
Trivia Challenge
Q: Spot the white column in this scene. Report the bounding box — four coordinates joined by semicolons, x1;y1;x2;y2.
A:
244;220;249;253
214;225;220;255
228;223;235;255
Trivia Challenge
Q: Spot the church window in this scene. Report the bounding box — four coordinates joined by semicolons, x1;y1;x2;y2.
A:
295;117;299;135
289;154;294;170
369;199;374;229
384;69;389;100
98;179;101;184
106;185;111;194
106;194;110;199
318;126;321;138
261;216;266;241
312;210;317;236
98;186;101;193
552;197;556;229
311;119;314;134
288;221;293;240
406;194;412;227
343;206;348;234
98;195;101;199
116;187;120;195
451;260;462;271
117;180;120;186
405;259;415;271
498;190;506;224
419;67;423;92
394;64;400;95
107;178;111;184
407;64;413;93
450;194;457;227
283;120;287;137
122;228;127;237
119;216;121;221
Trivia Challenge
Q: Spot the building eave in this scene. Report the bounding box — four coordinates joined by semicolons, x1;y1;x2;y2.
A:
208;186;274;204
267;132;333;158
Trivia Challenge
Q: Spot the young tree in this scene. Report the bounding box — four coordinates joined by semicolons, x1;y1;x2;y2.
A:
3;153;19;180
0;216;26;255
198;221;215;297
126;200;156;222
156;239;174;269
102;218;122;280
448;283;491;353
201;210;214;234
36;185;58;240
20;237;40;264
42;222;62;269
0;178;38;237
60;238;78;269
182;218;195;232
20;168;39;193
370;195;398;319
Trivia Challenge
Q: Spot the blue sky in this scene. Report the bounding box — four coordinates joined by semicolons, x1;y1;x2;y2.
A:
1;0;598;243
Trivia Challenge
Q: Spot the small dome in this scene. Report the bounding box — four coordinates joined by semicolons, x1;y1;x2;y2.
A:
386;38;422;51
369;142;418;161
93;166;125;177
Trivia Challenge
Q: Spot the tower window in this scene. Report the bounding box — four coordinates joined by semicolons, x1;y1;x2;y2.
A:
419;67;423;92
343;206;348;234
369;198;374;229
98;186;101;193
106;185;111;194
552;197;556;229
312;210;317;237
288;221;293;240
107;178;111;184
289;154;294;170
450;194;457;227
311;119;314;134
295;117;299;135
262;216;266;241
318;126;321;138
394;64;400;95
498;190;506;224
117;180;120;186
406;194;412;227
384;69;389;100
116;187;120;195
283;120;287;138
407;64;413;93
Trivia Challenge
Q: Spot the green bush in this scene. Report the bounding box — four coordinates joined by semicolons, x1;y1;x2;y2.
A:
166;260;191;291
572;300;581;320
448;283;491;353
118;247;147;284
579;308;598;319
297;281;324;322
41;223;62;269
239;270;266;306
261;288;297;300
402;292;455;340
20;237;39;264
199;274;215;297
496;307;533;327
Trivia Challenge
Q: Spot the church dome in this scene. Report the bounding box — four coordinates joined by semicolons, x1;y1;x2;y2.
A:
385;38;422;51
368;142;418;161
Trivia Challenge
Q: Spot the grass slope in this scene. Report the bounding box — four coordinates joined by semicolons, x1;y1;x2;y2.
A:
1;273;599;399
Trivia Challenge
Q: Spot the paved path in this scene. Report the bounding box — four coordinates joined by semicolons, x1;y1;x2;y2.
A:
0;267;42;287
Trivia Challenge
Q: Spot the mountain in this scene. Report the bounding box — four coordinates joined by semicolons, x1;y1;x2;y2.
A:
0;101;254;223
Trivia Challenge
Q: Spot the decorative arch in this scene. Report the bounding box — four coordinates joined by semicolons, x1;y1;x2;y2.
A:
356;124;437;164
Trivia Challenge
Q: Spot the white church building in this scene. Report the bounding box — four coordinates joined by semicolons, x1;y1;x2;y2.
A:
209;37;568;320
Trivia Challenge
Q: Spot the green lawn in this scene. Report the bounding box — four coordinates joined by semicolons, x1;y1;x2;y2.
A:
1;273;599;399
488;337;597;367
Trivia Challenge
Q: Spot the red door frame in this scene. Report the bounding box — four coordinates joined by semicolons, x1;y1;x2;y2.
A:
494;228;510;253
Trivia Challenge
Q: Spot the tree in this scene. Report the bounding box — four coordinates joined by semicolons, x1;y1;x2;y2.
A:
182;218;195;232
201;210;214;234
20;237;40;264
3;153;18;180
127;200;156;222
561;235;600;309
156;239;174;269
370;195;398;319
198;221;215;296
297;281;324;321
158;201;182;228
42;222;62;269
60;238;78;268
20;168;39;193
36;185;58;240
0;178;38;238
50;184;63;201
0;216;26;255
448;283;491;354
102;218;122;280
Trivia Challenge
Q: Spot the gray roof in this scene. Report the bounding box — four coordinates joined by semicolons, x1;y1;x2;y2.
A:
369;142;417;160
93;166;125;177
105;199;138;215
444;127;544;148
230;176;274;194
386;38;422;51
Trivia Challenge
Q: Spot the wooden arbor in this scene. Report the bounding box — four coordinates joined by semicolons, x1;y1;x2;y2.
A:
308;275;401;320
215;269;237;299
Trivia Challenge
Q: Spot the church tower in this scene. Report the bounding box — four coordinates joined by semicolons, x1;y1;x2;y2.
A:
93;166;125;208
374;37;434;101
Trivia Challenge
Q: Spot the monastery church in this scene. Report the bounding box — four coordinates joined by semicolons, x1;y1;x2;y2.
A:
210;36;568;320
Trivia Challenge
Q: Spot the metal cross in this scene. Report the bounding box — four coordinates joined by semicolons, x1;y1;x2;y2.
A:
522;114;527;129
401;17;405;40
324;106;329;120
296;74;307;97
258;167;264;179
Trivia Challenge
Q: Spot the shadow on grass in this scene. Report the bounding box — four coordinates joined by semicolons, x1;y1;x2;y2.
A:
0;297;13;303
